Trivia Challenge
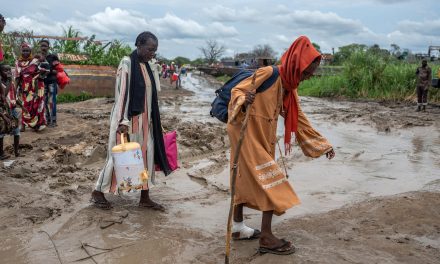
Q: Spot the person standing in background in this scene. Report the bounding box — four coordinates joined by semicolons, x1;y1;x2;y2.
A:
415;59;432;112
0;14;5;63
39;39;60;127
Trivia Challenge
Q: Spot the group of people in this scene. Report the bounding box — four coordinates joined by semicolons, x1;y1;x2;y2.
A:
159;61;186;89
91;31;335;255
0;14;60;160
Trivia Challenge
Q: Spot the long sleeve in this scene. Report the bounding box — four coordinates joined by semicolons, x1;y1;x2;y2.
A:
120;71;130;126
228;66;274;123
113;57;131;127
295;92;332;158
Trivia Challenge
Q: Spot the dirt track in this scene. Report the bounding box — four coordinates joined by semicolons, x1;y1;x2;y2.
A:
0;73;439;263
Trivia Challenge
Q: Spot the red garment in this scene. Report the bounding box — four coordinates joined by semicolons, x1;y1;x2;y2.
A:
0;42;4;62
15;58;46;130
279;36;321;153
6;82;17;109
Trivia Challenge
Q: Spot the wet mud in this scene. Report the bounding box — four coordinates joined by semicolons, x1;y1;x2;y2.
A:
0;73;439;263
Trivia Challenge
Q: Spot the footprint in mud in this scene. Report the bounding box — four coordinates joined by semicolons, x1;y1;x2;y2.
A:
20;207;55;224
83;145;106;165
54;148;78;164
56;132;85;145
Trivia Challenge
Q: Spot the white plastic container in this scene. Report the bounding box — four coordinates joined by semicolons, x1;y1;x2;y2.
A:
111;134;148;194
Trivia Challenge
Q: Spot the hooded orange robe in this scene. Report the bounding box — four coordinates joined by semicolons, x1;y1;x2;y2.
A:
227;65;332;215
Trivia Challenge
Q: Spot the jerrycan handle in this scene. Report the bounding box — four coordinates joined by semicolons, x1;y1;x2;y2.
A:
120;133;125;145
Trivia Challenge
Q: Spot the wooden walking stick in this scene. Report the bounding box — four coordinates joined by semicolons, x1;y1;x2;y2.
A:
225;73;258;264
225;106;252;264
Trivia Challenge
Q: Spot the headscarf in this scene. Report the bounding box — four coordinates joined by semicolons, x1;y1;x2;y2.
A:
279;36;321;153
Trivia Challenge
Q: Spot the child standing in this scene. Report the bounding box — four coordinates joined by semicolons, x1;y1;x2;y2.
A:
0;64;23;159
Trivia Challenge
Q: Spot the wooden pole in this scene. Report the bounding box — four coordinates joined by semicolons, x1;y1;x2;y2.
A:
225;106;252;264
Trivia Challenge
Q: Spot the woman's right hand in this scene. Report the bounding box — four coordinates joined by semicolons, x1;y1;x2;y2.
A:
117;124;128;134
244;91;256;106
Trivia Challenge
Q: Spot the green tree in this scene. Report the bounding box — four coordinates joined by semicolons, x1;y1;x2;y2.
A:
191;57;205;66
173;56;191;66
333;43;367;65
312;42;321;53
53;26;82;54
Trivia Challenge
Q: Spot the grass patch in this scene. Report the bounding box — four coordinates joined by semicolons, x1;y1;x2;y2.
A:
299;51;440;102
58;92;95;103
216;74;230;83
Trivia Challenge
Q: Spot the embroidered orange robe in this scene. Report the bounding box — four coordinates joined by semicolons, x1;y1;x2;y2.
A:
227;66;332;215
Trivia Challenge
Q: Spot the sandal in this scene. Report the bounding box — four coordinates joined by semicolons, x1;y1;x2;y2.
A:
259;240;296;255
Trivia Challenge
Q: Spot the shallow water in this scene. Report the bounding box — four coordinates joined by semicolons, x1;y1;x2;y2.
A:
160;72;221;123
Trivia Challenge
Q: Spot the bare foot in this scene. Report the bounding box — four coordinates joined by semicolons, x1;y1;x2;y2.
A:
91;190;112;210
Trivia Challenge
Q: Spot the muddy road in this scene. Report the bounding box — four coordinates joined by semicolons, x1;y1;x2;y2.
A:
0;73;439;263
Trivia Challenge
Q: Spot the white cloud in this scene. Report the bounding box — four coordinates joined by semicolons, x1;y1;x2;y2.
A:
397;19;440;37
66;7;150;38
372;0;415;4
273;10;368;36
203;4;259;22
5;7;239;42
275;34;290;43
6;16;63;36
151;13;238;39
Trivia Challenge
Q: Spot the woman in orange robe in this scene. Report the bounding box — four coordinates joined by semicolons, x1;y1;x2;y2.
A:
227;36;335;254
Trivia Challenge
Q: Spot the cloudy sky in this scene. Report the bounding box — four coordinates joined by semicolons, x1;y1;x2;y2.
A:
2;0;439;59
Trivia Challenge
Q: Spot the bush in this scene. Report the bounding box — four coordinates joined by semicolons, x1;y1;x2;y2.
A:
57;92;95;103
299;50;440;102
216;75;230;83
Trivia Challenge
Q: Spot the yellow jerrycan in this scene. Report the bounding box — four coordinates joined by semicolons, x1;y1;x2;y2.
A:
111;133;148;194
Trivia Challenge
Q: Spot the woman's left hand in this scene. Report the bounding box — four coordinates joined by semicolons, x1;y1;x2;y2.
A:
326;148;335;160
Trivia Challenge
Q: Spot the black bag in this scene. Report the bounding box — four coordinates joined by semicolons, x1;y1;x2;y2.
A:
210;66;279;123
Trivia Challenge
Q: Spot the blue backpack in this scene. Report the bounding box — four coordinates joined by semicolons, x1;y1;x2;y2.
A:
210;66;279;123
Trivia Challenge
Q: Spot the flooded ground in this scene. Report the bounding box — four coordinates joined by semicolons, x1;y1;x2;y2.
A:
0;73;439;263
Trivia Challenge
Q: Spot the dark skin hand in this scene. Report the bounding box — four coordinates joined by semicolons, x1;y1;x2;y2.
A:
244;90;256;106
326;148;336;159
117;124;128;134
